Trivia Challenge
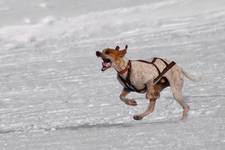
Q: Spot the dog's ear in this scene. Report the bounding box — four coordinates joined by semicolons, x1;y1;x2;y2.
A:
118;45;128;57
115;46;120;51
125;45;128;50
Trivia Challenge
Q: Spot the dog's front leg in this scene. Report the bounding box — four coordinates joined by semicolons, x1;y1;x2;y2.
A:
133;98;156;120
119;88;137;106
133;80;158;120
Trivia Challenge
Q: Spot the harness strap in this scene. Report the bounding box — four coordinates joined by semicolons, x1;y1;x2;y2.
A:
158;58;169;66
152;57;157;64
123;60;146;93
118;58;176;93
138;58;175;84
137;59;160;75
153;61;176;84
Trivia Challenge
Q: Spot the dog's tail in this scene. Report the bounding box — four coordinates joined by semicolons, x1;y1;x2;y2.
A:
182;69;201;82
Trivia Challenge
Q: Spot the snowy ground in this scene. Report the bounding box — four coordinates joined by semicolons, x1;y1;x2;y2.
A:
0;0;225;149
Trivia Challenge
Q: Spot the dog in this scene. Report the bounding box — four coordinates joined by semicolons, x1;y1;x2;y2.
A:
96;45;195;120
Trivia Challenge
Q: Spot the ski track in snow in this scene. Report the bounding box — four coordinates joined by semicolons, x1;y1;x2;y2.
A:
0;0;225;149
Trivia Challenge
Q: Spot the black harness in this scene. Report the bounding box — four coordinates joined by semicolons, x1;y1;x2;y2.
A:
117;57;176;93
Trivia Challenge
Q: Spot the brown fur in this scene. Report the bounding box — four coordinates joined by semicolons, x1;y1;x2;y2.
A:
104;48;127;59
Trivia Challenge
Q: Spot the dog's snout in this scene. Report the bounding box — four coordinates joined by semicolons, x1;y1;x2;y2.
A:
96;51;102;57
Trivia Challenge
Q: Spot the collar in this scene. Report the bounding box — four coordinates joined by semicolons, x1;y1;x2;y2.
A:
118;60;131;75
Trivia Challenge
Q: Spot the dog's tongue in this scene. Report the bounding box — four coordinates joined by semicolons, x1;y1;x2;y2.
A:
101;62;111;71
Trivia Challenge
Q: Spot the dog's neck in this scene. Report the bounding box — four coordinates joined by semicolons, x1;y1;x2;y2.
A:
113;57;129;77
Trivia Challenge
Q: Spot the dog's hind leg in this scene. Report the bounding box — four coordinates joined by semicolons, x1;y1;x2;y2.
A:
169;76;190;120
119;88;137;106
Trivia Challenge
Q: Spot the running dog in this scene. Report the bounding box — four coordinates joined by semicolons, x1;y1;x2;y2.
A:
96;45;195;120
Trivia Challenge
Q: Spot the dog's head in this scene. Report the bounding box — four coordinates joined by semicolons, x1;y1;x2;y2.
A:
96;45;128;71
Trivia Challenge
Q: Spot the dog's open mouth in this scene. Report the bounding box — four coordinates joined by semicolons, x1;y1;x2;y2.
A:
101;58;112;71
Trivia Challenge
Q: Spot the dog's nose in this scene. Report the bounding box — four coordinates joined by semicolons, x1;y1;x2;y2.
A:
96;51;102;57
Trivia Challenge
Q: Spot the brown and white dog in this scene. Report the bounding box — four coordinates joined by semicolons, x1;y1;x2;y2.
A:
96;45;195;120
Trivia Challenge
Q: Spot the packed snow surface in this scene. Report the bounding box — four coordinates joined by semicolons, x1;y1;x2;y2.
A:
0;0;225;149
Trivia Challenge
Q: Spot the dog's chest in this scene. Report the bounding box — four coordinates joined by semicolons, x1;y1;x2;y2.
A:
130;61;160;84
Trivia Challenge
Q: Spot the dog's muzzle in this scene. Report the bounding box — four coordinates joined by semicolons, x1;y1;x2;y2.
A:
101;58;112;71
96;51;102;57
96;51;112;71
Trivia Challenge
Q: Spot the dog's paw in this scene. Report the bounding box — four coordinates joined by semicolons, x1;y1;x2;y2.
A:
133;115;143;120
181;106;190;120
126;99;137;106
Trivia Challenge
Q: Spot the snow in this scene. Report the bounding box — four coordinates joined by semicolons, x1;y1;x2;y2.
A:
0;0;225;149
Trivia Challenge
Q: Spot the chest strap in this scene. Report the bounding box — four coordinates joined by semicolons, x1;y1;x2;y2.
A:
118;60;147;93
